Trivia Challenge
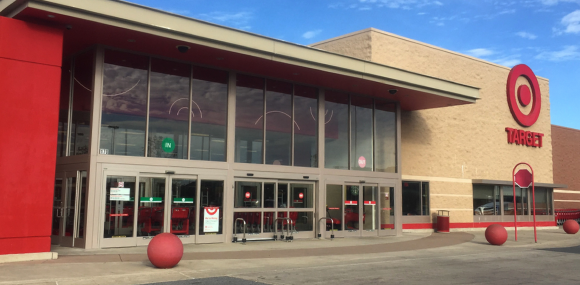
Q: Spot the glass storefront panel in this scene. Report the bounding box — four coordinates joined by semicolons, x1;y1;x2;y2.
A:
64;177;77;237
293;85;318;167
265;79;292;165
170;178;196;235
233;212;262;233
325;91;349;170
502;186;527;216
235;181;262;208
235;74;264;164
264;182;275;208
76;171;87;238
350;95;373;171
292;212;313;231
104;176;135;238
263;211;275;232
101;50;148;156
148;58;190;159
402;181;421;216
473;184;499;215
137;177;166;237
326;185;343;231
380;186;395;230
362;186;377;231
277;183;288;208
375;101;396;173
199;180;224;235
534;188;549;215
345;185;360;230
69;51;94;156
290;183;313;208
57;60;70;157
191;66;228;161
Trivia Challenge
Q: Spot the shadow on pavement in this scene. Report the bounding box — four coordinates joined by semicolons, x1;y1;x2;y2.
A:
537;245;580;255
145;276;268;285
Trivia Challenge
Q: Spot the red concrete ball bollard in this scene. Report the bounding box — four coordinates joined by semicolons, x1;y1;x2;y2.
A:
147;233;183;268
563;220;579;234
485;224;508;246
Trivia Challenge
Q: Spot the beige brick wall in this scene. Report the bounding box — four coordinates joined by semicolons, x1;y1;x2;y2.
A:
313;28;554;224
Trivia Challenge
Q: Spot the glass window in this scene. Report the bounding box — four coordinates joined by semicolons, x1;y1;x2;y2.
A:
473;184;499;215
103;176;135;238
265;80;292;165
170;178;196;235
57;60;71;157
199;180;224;235
325;185;343;231
235;181;261;208
324;90;349;169
148;58;190;159
69;51;94;155
100;50;148;156
293;85;318;167
375;100;396;172
380;186;395;230
235;74;264;163
402;181;429;216
264;182;275;208
277;183;288;208
290;183;313;208
350;95;373;171
76;171;87;238
138;177;166;237
502;186;527;215
534;188;549;215
191;66;228;161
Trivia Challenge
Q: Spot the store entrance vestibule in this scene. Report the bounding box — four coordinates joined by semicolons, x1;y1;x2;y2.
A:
52;171;88;248
325;182;396;238
101;171;225;248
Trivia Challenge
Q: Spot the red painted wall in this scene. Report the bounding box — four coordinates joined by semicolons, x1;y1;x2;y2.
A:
0;17;63;255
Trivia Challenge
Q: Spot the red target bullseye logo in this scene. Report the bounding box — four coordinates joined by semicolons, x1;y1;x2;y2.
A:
506;64;541;127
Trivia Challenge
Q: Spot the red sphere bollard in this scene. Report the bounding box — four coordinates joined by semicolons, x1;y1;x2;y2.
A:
485;224;508;246
147;233;183;268
563;220;579;234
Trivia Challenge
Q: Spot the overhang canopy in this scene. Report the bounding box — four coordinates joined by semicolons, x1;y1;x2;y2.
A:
1;0;480;111
472;179;567;189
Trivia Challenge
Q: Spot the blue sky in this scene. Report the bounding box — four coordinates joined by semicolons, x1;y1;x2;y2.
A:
127;0;579;129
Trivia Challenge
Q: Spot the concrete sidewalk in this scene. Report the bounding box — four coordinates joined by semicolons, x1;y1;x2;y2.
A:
0;228;578;285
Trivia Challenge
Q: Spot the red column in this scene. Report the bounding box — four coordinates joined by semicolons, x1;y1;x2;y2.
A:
0;16;63;255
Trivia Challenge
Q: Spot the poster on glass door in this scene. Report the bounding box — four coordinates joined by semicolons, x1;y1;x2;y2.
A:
203;207;219;233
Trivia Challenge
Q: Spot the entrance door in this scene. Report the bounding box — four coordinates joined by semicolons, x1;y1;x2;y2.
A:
232;179;316;240
325;182;396;238
52;171;88;247
101;171;225;248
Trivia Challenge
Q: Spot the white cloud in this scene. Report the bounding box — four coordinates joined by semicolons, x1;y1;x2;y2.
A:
417;12;427;15
540;0;580;5
490;57;521;67
197;11;253;29
466;48;495;57
333;0;443;10
535;46;580;61
516;31;538;39
562;10;580;34
302;29;323;39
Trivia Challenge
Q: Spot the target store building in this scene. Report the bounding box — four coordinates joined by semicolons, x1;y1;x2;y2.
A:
0;0;566;259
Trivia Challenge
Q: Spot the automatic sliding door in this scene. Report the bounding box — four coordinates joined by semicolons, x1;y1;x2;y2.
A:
379;185;396;236
137;177;166;244
102;175;136;247
197;179;225;243
169;178;196;244
361;185;378;236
